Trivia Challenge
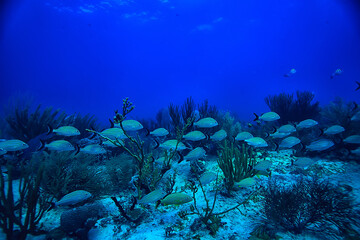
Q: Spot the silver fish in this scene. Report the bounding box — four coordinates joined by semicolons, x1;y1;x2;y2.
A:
296;119;318;129
279;136;301;149
55;190;92;207
183;131;206;141
254;160;272;171
160;140;186;151
81;144;106;154
184;147;206;161
293;157;315;168
323;125;345;135
245;137;268;148
138;189;166;204
0;140;29;152
150;128;169;137
161;192;192;206
235;132;253;141
44;140;75;151
210;129;227;141
236;177;256;188
344;135;360;144
278;124;296;133
306;139;334;151
50;126;80;137
115;120;143;131
101;128;126;140
254;112;280;122
194;117;218;128
270;131;291;139
199;172;217;185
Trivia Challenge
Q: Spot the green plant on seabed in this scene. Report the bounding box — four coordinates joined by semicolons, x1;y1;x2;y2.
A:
217;141;256;193
87;98;193;198
0;165;50;240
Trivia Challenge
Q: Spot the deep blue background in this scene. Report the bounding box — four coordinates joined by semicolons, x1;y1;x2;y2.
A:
1;0;360;124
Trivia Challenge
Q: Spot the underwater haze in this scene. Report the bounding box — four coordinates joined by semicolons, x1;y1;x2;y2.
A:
1;0;360;122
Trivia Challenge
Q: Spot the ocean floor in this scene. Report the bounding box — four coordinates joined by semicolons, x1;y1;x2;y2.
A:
1;150;360;240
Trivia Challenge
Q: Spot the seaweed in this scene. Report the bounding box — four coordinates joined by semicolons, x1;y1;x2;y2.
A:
168;97;196;133
217;141;256;193
5;104;67;142
105;153;135;192
198;99;219;119
265;91;320;124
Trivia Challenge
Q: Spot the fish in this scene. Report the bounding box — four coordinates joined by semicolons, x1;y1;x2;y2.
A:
277;124;296;133
306;139;334;151
236;177;256;187
184;147;206;161
343;135;360;144
330;68;343;79
351;148;360;155
245;137;268;148
100;128;126;140
183;131;206;141
254;160;272;171
292;157;315;168
0;140;29;152
193;117;218;128
323;125;345;135
0;148;7;155
138;189;166;204
40;140;75;151
80;144;106;154
253;112;280;122
115;120;143;131
279;136;301;149
159;140;187;151
235;132;254;141
55;190;92;207
102;140;122;148
296;119;318;129
150;128;169;137
161;192;192;206
48;125;80;137
199;172;217;185
210;129;227;141
284;68;296;77
270;131;291;139
351;111;360;121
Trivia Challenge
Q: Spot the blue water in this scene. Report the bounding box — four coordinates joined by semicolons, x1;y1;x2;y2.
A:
1;0;360;123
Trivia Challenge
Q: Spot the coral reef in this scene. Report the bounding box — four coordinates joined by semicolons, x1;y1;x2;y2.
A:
265;91;320;124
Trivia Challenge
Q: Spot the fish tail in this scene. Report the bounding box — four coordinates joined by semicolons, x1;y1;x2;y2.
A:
38;139;45;151
109;118;114;128
46;202;56;212
253;113;259;122
264;132;270;139
274;142;279;151
153;139;160;149
356;81;360;91
145;128;150;136
318;128;324;137
47;124;53;135
177;152;184;163
74;145;80;155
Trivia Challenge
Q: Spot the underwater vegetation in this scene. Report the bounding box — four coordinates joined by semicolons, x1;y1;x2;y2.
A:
262;176;359;238
265;91;320;125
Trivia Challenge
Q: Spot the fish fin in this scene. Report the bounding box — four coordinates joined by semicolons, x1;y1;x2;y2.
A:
253;113;259;122
205;134;210;141
38;139;45;151
109;119;114;128
318;128;324;137
47;125;53;135
232;136;236;144
178;152;184;163
74;145;80;155
356;81;360;91
153;139;160;149
145;128;150;136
